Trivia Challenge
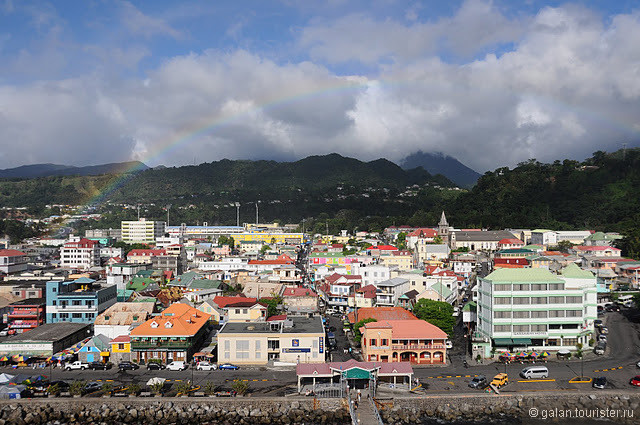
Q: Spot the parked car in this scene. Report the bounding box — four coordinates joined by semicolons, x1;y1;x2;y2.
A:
636;360;640;369
593;377;607;389
89;361;112;370
630;376;640;386
218;363;239;371
445;340;453;349
146;362;166;370
64;361;89;371
166;361;188;371
490;373;508;388
594;343;606;355
598;335;607;343
84;382;103;393
468;375;487;389
520;366;549;380
594;319;603;327
600;326;609;335
118;361;139;371
196;361;217;371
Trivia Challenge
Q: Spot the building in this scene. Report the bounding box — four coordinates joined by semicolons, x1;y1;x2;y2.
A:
346;306;417;324
437;211;450;245
126;249;166;264
406;228;438;250
360;319;448;364
318;273;362;312
282;287;319;313
6;298;46;333
166;224;244;239
107;263;150;290
350;264;392;288
77;334;111;363
414;243;450;265
475;266;597;356
109;335;132;363
129;303;211;363
224;300;268;323
93;302;155;340
46;278;117;324
121;218;166;244
0;249;28;274
584;232;622;247
217;316;325;366
10;282;46;300
497;239;525;250
0;322;92;357
572;246;622;257
380;251;413;271
60;238;100;270
375;277;410;307
451;230;518;252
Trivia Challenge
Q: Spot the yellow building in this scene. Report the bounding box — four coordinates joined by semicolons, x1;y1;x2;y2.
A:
109;335;132;362
197;300;222;323
224;300;268;323
380;251;414;271
232;232;303;245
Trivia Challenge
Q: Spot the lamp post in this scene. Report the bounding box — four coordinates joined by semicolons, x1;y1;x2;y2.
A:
235;203;240;227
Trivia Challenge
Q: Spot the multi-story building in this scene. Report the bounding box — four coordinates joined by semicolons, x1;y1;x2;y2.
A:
126;249;166;264
350;264;392;288
121;218;166;244
6;298;46;333
318;273;362;311
107;263;150;290
60;238;100;270
0;249;29;274
380;251;413;271
476;266;597;356
217;316;325;365
375;277;410;307
93;302;156;340
166;224;244;239
129;303;211;363
360;319;448;364
46;278;117;324
451;230;518;252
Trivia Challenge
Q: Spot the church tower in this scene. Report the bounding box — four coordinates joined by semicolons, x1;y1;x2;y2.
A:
438;211;450;245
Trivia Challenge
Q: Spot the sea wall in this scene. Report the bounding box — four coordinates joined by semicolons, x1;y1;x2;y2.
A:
382;393;640;424
0;398;349;425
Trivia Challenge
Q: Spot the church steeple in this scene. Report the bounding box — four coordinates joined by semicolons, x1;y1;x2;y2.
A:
438;211;450;245
439;211;448;226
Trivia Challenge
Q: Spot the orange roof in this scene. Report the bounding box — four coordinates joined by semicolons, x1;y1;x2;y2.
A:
212;296;257;308
347;307;417;324
128;249;166;256
130;303;210;337
0;249;27;257
407;228;437;238
364;319;448;339
498;238;524;245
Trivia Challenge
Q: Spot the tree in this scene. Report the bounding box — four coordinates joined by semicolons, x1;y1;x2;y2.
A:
353;318;377;344
617;226;640;260
412;299;455;336
433;236;443;244
218;236;235;248
396;232;407;250
231;380;249;395
258;296;282;318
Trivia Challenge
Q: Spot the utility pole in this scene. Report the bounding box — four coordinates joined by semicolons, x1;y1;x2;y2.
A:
326;221;329;237
255;201;259;225
235;203;240;227
137;204;140;220
166;204;171;227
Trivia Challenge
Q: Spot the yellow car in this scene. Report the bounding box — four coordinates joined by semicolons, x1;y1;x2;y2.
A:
491;373;509;388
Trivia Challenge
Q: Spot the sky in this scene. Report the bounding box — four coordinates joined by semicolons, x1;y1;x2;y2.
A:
1;0;640;173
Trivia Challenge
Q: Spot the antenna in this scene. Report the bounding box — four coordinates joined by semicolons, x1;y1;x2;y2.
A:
623;143;627;160
137;204;140;220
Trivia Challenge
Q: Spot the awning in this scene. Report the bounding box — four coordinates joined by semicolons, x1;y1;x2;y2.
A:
493;338;531;345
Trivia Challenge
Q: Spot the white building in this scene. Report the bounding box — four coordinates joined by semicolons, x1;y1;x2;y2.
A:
107;263;150;290
350;263;392;288
121;218;166;244
198;257;249;272
374;277;410;307
0;249;29;274
60;238;100;270
476;265;597;355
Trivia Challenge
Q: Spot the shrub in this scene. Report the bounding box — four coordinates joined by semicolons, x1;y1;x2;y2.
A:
150;382;164;395
204;381;217;396
102;383;113;394
176;380;193;395
128;384;141;395
231;380;249;395
47;383;60;396
70;381;85;396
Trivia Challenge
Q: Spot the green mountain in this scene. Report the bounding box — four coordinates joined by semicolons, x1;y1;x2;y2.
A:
0;161;148;178
400;151;481;188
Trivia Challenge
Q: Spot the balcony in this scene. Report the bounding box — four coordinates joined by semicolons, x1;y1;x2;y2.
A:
56;305;94;311
391;344;445;351
131;341;192;350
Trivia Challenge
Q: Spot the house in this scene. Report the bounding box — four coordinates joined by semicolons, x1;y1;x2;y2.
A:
350;264;392;287
78;334;111;363
451;230;518;252
247;254;295;273
217;316;325;366
416;282;456;304
127;249;166;264
107;263;150;291
397;290;419;310
529;230;557;247
375;278;410;307
282;287;319;313
46;278;117;324
380;250;413;271
241;281;284;299
414;243;450;266
348;284;377;309
346;306;417;324
129;303;211;363
0;249;28;274
462;301;477;333
109;335;132;363
572;246;622;257
584;232;622;247
406;228;438;250
360;319;448;364
493;257;530;268
6;298;46;333
497;238;525;250
196;299;222;323
60;238;101;270
318;273;362;312
93;302;155;339
450;254;476;277
224;301;268;323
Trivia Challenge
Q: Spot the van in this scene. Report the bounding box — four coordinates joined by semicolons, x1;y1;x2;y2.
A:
520;366;549;379
166;361;187;371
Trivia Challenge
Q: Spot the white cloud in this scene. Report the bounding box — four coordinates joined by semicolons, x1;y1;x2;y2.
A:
119;1;182;39
1;3;640;174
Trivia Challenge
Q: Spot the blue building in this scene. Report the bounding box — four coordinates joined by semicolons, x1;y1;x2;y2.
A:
46;278;117;324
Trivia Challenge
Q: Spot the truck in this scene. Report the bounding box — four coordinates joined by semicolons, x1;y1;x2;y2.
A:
490;373;508;388
64;361;89;371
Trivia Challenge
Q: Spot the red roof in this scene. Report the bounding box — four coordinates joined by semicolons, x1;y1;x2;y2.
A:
331;244;344;248
407;228;438;238
0;249;27;257
110;335;131;344
575;245;621;251
364;319;448;339
63;238;98;248
498;238;524;245
266;314;287;322
346;307;417;324
494;258;529;265
369;245;397;251
356;284;377;299
282;287;317;297
212;296;257;309
248;259;293;265
128;249;166;257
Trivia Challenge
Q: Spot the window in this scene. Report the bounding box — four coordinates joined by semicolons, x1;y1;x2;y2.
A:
236;340;250;359
566;310;581;317
531;284;547;291
512;297;530;304
494;311;511;319
381;339;388;346
531;297;547;304
52;301;57;306
52;313;57;319
549;296;564;304
549;283;564;291
565;296;582;304
513;325;529;332
72;313;81;318
513;284;530;291
235;309;240;314
494;325;510;332
243;309;248;314
531;324;547;332
531;311;547;318
513;311;530;319
549;310;565;317
72;300;81;306
370;339;377;346
549;324;562;330
494;284;511;292
118;344;125;350
255;340;261;350
494;297;511;305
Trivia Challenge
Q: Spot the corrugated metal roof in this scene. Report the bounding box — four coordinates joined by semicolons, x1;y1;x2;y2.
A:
484;268;563;283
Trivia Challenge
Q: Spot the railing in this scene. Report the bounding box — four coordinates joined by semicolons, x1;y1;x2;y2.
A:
391;344;445;350
347;390;358;425
370;397;385;425
131;341;191;349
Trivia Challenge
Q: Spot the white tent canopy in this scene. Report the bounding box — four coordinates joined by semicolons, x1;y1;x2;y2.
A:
146;377;166;386
0;373;15;384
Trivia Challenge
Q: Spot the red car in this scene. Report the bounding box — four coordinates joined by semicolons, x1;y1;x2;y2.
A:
629;376;640;386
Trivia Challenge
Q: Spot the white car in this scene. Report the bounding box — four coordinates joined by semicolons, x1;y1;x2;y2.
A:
166;361;187;371
445;340;453;349
196;361;217;371
598;335;607;343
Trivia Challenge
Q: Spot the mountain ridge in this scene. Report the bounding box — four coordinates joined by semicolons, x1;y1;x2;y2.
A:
0;161;149;179
399;151;481;187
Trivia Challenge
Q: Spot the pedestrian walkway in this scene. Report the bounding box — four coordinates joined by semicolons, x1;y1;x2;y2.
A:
351;388;383;425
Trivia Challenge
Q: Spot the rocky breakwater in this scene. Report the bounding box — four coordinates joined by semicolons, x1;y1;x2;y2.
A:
0;398;349;425
381;393;640;424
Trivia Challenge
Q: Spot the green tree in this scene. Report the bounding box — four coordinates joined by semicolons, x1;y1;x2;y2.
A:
258;296;283;318
617;227;640;260
412;299;455;336
396;232;407;250
260;244;271;254
218;236;235;248
353;318;377;344
231;380;249;395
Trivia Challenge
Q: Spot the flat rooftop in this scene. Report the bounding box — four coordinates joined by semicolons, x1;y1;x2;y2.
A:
220;316;323;335
0;322;90;343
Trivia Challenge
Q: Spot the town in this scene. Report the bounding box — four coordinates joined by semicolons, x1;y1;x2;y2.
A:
0;210;638;417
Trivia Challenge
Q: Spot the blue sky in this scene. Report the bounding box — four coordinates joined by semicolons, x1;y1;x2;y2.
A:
1;0;639;172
